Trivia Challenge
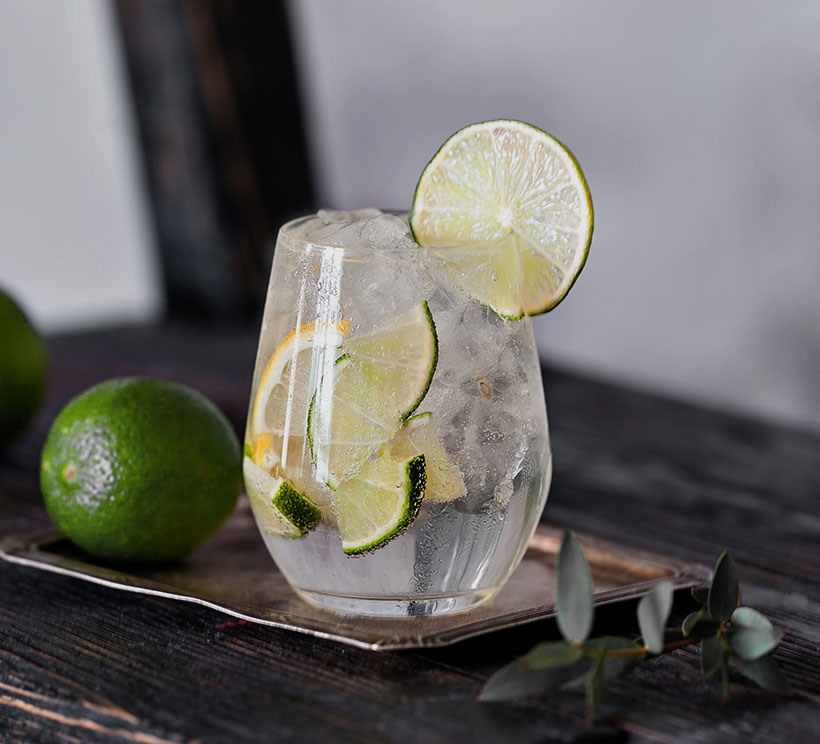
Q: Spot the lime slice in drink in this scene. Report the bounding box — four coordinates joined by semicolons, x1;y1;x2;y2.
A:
409;120;593;319
332;453;426;555
248;431;335;514
382;412;465;502
243;456;323;538
309;302;438;487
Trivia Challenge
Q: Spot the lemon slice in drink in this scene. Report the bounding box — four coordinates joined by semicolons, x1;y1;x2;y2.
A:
250;320;348;505
309;302;438;487
250;320;349;440
409;120;593;319
382;412;465;502
243;457;323;538
332;453;426;555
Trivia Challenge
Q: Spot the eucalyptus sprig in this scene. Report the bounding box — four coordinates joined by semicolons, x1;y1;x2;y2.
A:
480;531;790;722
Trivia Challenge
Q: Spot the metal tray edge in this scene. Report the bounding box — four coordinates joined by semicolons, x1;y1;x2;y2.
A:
0;530;712;651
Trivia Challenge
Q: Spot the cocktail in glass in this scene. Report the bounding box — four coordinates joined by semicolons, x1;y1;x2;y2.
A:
243;209;552;616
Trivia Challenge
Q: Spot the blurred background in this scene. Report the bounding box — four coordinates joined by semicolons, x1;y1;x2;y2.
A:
2;0;819;431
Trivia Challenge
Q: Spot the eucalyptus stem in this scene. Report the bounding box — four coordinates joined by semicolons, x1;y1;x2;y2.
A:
571;636;698;659
663;637;699;652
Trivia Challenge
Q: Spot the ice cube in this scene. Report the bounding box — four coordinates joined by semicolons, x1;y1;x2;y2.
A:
359;213;411;249
317;208;382;225
310;220;363;246
304;210;418;254
303;209;382;246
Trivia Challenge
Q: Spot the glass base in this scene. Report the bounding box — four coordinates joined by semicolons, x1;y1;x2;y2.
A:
293;587;499;617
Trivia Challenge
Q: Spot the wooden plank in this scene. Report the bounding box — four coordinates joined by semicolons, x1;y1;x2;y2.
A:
1;325;818;742
0;564;601;743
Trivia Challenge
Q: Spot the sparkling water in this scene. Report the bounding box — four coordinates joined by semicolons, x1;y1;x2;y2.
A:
246;210;551;616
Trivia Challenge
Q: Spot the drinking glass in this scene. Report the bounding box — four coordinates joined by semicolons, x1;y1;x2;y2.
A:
243;210;551;616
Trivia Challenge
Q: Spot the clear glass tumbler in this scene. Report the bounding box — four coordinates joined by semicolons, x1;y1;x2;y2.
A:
243;210;551;616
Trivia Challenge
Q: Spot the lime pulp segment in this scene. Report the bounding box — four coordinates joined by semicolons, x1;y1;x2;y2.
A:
382;412;465;502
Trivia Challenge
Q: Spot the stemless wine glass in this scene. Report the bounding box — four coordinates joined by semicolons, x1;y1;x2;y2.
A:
243;209;551;617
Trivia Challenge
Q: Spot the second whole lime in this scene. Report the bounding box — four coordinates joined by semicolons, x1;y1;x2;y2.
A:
0;289;48;448
40;378;241;563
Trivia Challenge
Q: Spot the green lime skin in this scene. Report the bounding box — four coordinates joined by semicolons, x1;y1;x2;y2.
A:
40;378;241;563
0;289;48;448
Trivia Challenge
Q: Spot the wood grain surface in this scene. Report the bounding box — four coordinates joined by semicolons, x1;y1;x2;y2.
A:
1;323;818;743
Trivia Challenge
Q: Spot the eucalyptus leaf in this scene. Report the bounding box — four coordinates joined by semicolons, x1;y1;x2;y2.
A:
730;654;791;695
637;581;673;654
556;531;594;643
480;644;592;702
708;551;739;621
691;585;710;605
663;627;687;645
728;628;783;660
700;635;726;678
479;661;560;702
522;641;585;670
728;606;782;660
585;652;606;723
682;609;703;635
731;607;774;633
682;610;721;640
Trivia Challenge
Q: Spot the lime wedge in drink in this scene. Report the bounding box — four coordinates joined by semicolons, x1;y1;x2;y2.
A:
409;120;593;319
309;302;438;487
332;453;426;555
243;456;323;538
382;412;465;502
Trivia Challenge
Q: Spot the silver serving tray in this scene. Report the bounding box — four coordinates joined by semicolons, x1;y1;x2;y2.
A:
0;500;709;650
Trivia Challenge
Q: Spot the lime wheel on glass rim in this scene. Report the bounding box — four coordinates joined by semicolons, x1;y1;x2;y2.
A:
409;119;593;319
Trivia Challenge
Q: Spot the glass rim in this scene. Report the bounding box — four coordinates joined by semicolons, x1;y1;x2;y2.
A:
277;209;423;255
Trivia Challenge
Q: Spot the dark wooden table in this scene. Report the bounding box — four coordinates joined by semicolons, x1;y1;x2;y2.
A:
1;323;818;743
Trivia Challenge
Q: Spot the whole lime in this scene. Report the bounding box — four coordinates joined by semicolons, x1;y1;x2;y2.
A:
40;378;241;563
0;289;48;447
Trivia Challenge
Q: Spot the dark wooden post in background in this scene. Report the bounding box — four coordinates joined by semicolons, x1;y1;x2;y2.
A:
115;0;315;325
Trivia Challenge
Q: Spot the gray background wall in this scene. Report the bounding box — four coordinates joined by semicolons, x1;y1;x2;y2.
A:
0;0;160;331
2;0;819;432
289;0;820;431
